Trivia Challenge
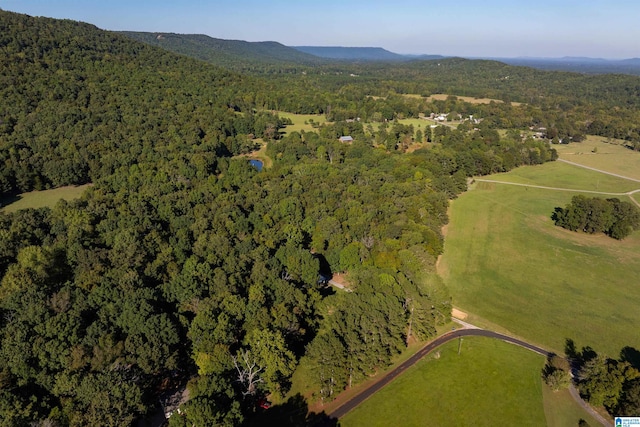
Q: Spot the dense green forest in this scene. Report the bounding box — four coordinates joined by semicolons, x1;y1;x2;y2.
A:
0;9;637;427
0;12;299;196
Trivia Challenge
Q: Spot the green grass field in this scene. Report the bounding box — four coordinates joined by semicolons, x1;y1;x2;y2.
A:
425;93;523;106
439;161;640;356
0;184;91;213
541;383;602;427
482;161;640;193
340;337;547;427
277;111;328;135
555;136;640;181
277;111;438;137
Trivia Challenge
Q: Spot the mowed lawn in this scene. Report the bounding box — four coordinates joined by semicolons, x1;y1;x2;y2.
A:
439;161;640;356
341;337;547;427
0;184;92;213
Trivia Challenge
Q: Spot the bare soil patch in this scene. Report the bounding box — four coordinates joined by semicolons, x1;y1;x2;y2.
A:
451;308;468;320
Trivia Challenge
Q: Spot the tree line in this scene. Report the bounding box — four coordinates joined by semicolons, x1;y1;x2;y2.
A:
544;340;640;418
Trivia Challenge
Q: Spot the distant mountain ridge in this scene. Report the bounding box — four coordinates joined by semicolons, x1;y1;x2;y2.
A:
292;46;446;62
120;31;323;68
121;31;640;75
293;46;407;61
488;56;640;75
292;46;640;74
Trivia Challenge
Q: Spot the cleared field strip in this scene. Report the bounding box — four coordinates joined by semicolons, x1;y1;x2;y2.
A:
483;161;640;193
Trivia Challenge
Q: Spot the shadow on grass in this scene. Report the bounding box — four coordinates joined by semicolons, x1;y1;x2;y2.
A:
620;346;640;370
0;193;21;210
243;393;338;427
565;338;597;368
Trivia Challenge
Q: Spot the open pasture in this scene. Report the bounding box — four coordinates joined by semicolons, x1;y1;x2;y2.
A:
340;337;589;427
439;161;640;356
555;136;640;181
483;160;640;193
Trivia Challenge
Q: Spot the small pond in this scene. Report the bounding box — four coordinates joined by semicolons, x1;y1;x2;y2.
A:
249;159;263;171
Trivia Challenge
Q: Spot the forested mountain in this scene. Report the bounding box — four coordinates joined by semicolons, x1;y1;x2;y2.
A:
0;9;624;427
121;32;324;71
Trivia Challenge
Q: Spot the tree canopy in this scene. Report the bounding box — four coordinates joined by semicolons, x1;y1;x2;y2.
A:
553;196;640;239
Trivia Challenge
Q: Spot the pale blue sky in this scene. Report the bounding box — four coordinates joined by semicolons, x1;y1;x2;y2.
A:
1;0;638;58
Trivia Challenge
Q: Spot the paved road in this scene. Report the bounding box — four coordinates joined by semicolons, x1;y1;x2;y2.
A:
569;383;611;427
328;328;550;419
328;326;610;426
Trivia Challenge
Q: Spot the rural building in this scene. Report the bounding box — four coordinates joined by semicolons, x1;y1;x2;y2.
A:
339;136;354;143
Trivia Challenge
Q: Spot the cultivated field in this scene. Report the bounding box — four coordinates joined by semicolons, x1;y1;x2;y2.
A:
439;158;640;356
0;184;92;213
340;336;596;427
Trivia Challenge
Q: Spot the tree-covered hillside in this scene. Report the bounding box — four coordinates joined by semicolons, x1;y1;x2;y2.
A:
0;11;286;196
121;32;324;71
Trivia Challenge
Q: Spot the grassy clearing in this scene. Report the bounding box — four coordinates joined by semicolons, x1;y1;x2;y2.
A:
243;138;273;169
439;163;640;356
0;184;91;213
555;136;640;181
340;337;546;427
277;111;328;135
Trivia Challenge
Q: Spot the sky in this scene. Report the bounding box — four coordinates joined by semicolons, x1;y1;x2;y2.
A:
1;0;639;59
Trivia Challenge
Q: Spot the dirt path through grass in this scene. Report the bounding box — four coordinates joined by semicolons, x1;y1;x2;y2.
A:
558;158;640;183
474;177;640;207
